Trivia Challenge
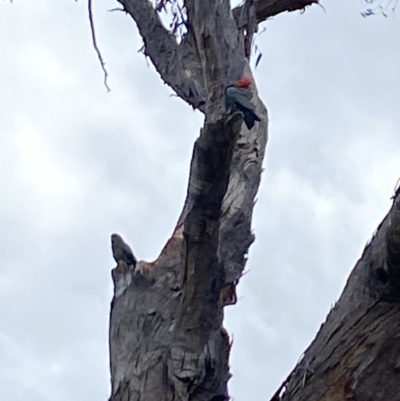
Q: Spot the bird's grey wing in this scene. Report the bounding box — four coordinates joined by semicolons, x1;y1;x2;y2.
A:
225;87;236;111
226;87;256;111
234;91;257;113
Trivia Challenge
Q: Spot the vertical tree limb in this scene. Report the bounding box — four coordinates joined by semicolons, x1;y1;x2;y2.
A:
108;2;318;401
168;113;243;400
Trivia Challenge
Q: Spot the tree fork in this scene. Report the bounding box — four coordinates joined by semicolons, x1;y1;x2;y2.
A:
107;1;322;401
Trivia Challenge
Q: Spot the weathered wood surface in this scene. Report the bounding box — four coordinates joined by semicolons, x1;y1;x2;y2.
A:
274;193;400;401
117;0;318;111
108;1;317;401
233;0;319;24
168;113;243;400
109;112;248;401
108;0;400;400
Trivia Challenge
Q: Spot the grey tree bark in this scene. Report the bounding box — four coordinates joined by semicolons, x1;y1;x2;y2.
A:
274;192;400;401
107;2;400;401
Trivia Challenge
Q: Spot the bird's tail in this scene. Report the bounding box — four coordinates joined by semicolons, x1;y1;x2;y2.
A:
243;110;261;130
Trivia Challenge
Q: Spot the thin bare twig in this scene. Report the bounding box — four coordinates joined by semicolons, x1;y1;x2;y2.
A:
88;0;110;92
109;7;125;12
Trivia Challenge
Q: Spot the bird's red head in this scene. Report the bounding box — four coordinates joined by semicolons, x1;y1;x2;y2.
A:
234;75;253;88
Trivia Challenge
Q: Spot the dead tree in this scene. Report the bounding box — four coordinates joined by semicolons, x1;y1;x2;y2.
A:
108;1;400;401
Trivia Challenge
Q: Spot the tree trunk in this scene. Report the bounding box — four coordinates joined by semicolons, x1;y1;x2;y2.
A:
274;193;400;401
106;1;332;401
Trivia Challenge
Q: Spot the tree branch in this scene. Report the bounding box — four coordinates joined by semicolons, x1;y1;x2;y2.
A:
168;112;243;400
173;67;268;303
109;3;269;401
116;0;319;111
88;0;110;92
109;113;252;401
184;0;246;115
238;0;258;58
173;0;269;299
233;0;319;25
117;0;206;110
384;194;400;296
270;189;400;401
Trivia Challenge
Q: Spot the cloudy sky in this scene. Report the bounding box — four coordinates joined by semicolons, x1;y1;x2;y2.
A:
0;0;399;400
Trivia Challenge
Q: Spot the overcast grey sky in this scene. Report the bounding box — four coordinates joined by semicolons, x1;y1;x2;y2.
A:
0;1;399;400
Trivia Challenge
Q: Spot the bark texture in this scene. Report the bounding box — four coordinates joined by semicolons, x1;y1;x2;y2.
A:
271;193;400;401
108;1;400;400
109;113;243;401
108;1;317;401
